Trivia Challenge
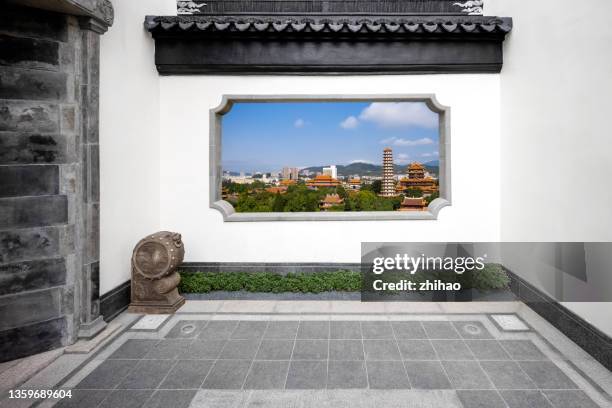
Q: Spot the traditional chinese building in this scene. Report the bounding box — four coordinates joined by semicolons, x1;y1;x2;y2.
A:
320;194;344;210
346;178;362;191
397;162;438;195
380;148;397;197
266;186;287;194
306;174;341;189
279;179;297;187
398;197;427;211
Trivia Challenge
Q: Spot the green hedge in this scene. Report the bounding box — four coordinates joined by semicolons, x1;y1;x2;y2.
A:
179;270;362;294
178;264;509;294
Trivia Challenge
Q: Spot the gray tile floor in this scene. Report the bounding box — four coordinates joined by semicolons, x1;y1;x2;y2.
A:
50;318;606;408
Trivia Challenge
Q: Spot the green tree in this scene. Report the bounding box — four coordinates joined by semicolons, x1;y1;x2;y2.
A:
272;193;286;212
405;188;423;198
356;190;377;211
344;198;353;211
371;179;382;194
426;192;440;205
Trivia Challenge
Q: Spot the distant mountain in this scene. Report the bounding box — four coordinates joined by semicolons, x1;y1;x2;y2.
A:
302;161;439;178
424;160;439;167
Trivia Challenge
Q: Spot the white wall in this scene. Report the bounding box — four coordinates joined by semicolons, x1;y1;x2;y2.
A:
99;0;175;294
159;75;501;263
487;0;612;336
487;0;612;241
100;0;611;338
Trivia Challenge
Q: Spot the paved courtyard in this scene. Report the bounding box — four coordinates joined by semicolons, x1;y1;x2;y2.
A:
3;301;611;408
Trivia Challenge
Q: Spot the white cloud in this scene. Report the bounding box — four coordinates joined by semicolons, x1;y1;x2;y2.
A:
380;137;435;147
359;102;438;129
294;118;306;128
421;151;439;158
340;116;359;129
396;153;411;164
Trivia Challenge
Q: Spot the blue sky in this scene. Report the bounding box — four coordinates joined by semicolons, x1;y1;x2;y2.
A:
222;101;440;173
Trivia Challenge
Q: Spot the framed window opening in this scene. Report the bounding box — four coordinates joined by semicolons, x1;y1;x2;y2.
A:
210;95;451;221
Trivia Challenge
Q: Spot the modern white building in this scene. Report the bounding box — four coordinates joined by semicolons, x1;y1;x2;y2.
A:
322;165;338;179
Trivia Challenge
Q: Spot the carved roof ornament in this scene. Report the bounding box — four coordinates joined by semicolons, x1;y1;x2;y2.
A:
177;1;207;15
454;0;484;15
95;0;115;25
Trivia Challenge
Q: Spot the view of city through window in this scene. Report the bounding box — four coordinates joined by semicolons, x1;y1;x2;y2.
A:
221;101;441;213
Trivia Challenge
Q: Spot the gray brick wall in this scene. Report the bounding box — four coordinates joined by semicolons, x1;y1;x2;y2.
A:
0;3;109;362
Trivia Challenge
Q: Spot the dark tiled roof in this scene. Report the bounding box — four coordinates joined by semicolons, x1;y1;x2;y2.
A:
145;15;512;35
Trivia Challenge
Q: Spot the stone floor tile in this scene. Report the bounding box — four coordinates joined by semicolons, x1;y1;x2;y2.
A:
118;359;175;389
99;389;153;408
54;389;108;408
296;390;372;408
297;321;329;339
75;359;135;389
189;390;249;408
330;321;362;339
144;339;192;360
219;339;261;360
364;390;462;408
397;340;437;360
366;361;410;389
201;360;251;389
292;340;328;360
442;361;494;389
479;361;537;389
465;340;511;360
500;390;554;408
519;361;578;389
456;390;506;408
219;301;276;314
231;321;268;339
431;340;474;360
327;361;367;389
244;361;290;389
178;301;223;313
264;321;299;339
391;322;428;339
452;321;494;340
361;322;394;339
499;340;548;360
422;322;460;339
159;360;214;389
330;301;386;314
246;390;299;408
273;301;332;314
165;320;208;339
256;340;294;360
108;339;158;359
490;314;530;331
198;321;239;340
130;315;171;332
363;340;401;361
182;340;226;360
329;340;364;361
542;390;600;408
286;361;327;389
403;361;452;389
144;390;197;408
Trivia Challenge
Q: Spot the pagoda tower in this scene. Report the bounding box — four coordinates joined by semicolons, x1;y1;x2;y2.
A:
380;148;396;197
